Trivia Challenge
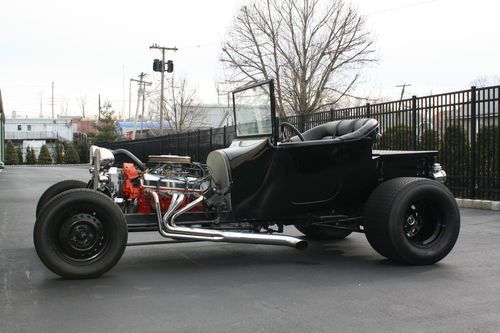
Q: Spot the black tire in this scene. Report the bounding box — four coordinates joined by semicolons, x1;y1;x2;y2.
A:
34;189;128;279
295;223;352;240
36;179;88;218
364;177;460;265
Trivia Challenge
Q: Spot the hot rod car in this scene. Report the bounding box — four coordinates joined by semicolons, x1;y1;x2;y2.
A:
34;80;460;279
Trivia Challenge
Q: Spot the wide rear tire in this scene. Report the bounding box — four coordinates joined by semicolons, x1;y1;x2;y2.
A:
364;177;460;265
34;189;127;279
36;179;88;218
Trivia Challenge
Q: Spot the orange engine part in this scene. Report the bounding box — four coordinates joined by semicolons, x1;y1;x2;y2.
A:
121;162;203;214
122;163;140;200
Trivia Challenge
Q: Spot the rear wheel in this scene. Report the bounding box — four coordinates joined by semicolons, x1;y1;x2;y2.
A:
34;189;127;279
36;179;88;218
364;177;460;265
295;223;352;240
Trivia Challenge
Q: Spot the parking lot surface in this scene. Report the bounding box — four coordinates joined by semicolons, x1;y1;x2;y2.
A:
1;166;500;332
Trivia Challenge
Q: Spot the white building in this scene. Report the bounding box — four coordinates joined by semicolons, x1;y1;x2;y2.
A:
6;117;73;142
5;116;74;161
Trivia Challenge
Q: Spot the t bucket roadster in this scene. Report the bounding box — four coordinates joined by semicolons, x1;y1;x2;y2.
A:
34;80;460;279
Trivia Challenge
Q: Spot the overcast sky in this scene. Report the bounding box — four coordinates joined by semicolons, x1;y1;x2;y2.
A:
1;0;499;119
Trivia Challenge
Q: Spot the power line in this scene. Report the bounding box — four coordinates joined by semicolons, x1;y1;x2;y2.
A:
396;83;412;100
396;83;412;123
131;73;152;140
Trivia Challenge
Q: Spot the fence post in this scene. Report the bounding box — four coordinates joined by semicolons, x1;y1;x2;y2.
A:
209;128;213;151
330;108;334;121
223;126;227;147
470;86;477;199
139;140;143;162
411;96;417;150
197;129;200;162
166;134;170;154
177;133;180;155
366;103;371;118
300;113;306;132
159;134;163;153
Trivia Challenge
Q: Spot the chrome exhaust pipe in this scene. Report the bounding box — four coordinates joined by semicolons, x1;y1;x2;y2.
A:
147;191;307;250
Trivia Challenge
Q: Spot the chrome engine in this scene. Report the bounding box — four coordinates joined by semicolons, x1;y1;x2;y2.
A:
90;146;212;214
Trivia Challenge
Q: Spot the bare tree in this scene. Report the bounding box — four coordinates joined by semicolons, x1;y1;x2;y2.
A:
221;0;375;117
470;75;500;88
60;96;70;116
149;77;203;133
78;94;88;118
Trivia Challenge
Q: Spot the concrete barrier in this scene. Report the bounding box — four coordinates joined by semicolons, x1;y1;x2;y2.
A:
456;198;500;211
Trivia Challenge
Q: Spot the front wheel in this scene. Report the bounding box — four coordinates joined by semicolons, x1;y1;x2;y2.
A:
34;189;128;279
36;179;88;218
364;177;460;265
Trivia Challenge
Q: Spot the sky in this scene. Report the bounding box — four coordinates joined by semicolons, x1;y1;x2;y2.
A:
1;0;499;119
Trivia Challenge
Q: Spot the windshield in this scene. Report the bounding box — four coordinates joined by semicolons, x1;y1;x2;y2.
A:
233;81;274;137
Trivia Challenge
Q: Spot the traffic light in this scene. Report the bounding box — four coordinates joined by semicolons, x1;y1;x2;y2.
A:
153;59;162;72
153;59;174;73
166;60;174;73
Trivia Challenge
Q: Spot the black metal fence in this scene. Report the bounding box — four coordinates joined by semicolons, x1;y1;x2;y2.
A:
101;85;500;201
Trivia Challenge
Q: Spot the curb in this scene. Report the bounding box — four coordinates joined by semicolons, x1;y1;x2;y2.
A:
455;198;500;211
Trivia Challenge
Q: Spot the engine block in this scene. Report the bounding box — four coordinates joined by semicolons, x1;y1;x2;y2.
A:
99;160;211;215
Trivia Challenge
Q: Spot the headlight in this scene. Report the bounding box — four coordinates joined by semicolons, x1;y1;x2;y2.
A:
89;145;115;170
431;163;446;183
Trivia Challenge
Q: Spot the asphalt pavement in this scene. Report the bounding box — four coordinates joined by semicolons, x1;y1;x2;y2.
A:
1;166;499;333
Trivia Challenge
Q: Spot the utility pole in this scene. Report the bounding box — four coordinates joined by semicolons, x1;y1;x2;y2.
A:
149;43;178;133
51;81;54;118
141;83;147;139
122;65;125;120
128;79;132;120
97;94;101;125
396;83;411;124
39;91;43;118
396;83;412;102
131;73;152;139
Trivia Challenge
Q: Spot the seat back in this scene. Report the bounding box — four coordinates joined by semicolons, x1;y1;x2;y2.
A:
291;118;379;142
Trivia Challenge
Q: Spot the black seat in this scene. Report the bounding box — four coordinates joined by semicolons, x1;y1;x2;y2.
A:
291;118;379;142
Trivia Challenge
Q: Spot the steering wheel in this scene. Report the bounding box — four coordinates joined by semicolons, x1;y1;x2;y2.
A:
280;122;305;142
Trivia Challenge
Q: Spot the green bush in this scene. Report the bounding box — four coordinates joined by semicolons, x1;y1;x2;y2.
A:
477;125;499;178
26;146;37;165
378;125;411;150
53;141;64;164
63;143;80;164
94;103;118;142
16;146;23;164
38;145;53;164
419;128;440;150
5;141;19;165
76;143;90;164
439;126;469;177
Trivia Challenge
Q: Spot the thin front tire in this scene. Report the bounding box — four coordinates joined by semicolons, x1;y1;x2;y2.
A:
34;189;127;279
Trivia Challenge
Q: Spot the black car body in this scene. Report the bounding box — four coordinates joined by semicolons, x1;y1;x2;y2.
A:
33;80;459;279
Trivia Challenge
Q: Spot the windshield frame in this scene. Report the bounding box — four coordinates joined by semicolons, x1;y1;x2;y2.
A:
232;79;278;144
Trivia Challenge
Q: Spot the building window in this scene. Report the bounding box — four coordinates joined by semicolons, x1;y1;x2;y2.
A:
27;125;32;131
17;125;22;131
